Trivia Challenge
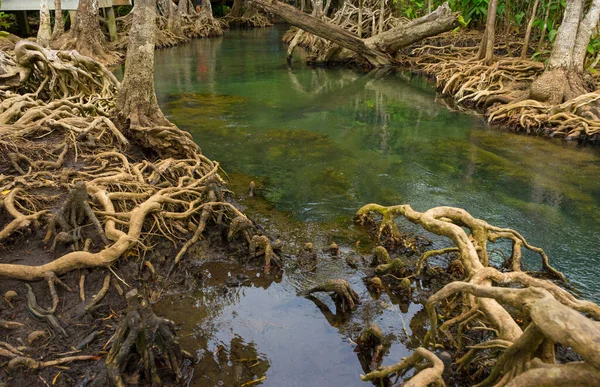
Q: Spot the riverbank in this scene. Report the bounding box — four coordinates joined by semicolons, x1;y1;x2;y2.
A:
395;30;600;143
0;35;270;385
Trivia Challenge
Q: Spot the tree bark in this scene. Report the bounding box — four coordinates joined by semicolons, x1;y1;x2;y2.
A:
250;0;457;66
52;0;116;64
37;0;52;47
477;0;498;64
51;0;64;40
358;0;363;37
537;0;553;52
230;0;244;17
520;0;539;59
548;0;584;69
571;0;600;71
114;0;169;129
529;0;600;105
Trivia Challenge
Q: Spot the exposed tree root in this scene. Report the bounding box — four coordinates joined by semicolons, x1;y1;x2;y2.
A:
355;323;385;371
403;33;600;142
356;203;600;386
106;288;190;387
8;355;100;370
113;2;224;52
222;2;273;29
299;279;360;313
360;347;444;386
0;36;271;383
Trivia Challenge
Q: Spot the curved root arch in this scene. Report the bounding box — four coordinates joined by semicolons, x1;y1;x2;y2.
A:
357;204;600;386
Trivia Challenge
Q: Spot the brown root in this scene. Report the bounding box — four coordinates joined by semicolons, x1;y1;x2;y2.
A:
360;347;445;386
299;279;360;313
357;203;600;386
106;288;189;387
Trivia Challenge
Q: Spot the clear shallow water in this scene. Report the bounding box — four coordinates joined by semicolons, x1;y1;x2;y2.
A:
149;26;600;386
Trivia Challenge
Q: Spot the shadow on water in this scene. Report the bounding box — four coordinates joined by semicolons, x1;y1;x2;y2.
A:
150;26;600;385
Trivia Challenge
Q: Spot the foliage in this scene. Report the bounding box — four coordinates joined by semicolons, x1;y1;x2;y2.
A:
0;1;14;30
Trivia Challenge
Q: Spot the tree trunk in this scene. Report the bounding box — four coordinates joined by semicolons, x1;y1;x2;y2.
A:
358;0;363;37
520;0;539;59
52;0;116;64
571;0;600;71
37;0;52;47
537;0;553;52
179;0;189;14
201;0;214;17
378;0;384;35
51;0;64;40
230;0;244;17
530;0;600;105
168;0;181;33
477;0;498;64
251;0;456;66
114;0;169;130
548;0;584;70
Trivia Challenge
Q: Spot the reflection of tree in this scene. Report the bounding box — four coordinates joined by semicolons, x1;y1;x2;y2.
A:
153;36;224;96
196;335;270;387
303;292;405;377
287;67;362;95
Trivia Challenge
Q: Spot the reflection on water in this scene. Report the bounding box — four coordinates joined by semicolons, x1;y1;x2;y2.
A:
151;26;600;385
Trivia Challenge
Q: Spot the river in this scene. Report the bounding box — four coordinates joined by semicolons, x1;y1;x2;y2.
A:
148;26;600;386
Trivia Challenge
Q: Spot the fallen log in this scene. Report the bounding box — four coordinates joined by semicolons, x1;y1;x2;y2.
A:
250;0;458;66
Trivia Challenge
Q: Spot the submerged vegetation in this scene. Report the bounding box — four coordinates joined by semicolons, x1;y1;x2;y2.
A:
0;0;598;386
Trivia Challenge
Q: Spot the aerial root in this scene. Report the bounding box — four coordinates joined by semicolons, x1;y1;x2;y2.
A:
24;283;68;337
299;279;360;313
106;289;189;387
357;203;600;386
355;323;385;371
8;355;100;370
250;235;281;274
360;347;444;386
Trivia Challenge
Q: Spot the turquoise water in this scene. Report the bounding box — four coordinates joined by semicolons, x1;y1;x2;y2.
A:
149;26;600;386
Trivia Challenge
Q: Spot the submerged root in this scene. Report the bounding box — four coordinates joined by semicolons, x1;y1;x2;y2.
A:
356;203;600;386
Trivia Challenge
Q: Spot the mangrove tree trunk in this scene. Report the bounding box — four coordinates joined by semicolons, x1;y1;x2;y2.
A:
37;0;51;47
530;0;600;104
114;0;169;130
52;0;118;64
52;0;65;39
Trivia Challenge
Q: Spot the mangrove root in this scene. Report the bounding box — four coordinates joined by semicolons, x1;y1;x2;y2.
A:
299;279;360;313
106;288;189;387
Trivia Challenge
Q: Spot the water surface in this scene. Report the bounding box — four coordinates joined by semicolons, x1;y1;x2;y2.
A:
151;26;600;386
